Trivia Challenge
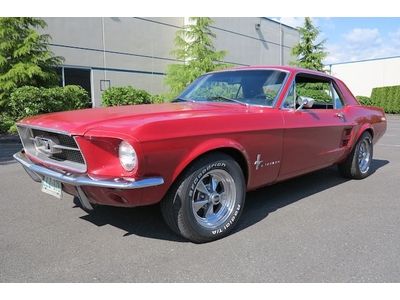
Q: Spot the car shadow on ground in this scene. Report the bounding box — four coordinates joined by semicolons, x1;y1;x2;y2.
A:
79;159;389;243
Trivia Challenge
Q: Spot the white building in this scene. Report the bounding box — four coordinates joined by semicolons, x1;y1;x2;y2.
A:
42;17;299;106
329;56;400;97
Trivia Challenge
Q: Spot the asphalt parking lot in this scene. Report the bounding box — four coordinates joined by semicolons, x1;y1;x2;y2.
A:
0;116;399;282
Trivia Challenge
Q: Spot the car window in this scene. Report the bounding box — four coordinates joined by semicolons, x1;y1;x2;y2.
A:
331;84;344;109
178;70;287;107
282;83;295;109
190;82;242;100
293;74;342;110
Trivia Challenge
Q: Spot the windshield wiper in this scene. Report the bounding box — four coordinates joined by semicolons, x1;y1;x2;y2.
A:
208;96;249;107
172;97;195;103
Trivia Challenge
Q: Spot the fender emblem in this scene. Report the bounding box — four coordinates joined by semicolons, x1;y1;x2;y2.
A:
254;154;264;170
254;154;280;170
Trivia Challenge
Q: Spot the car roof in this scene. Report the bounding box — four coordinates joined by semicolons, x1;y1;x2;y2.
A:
208;65;334;79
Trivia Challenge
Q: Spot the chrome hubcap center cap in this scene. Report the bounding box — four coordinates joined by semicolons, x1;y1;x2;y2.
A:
210;193;221;205
191;169;237;229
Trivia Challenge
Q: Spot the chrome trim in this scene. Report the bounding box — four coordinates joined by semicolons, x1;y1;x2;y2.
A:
16;123;71;136
271;71;291;108
279;79;296;110
52;144;81;151
76;186;94;211
358;137;372;174
17;125;87;173
206;67;291;75
14;151;164;189
29;138;80;151
191;169;237;229
22;166;42;182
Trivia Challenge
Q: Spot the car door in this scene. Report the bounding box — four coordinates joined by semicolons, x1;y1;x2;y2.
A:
278;75;351;180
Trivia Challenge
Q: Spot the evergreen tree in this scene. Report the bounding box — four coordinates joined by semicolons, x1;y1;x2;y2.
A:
165;17;228;96
290;17;327;71
0;18;63;107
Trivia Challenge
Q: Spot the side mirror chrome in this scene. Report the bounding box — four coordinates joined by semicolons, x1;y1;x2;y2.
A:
296;96;315;111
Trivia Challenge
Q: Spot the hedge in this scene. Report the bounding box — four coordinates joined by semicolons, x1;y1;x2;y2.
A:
356;96;373;106
370;85;400;114
101;86;166;107
1;85;91;133
150;94;166;104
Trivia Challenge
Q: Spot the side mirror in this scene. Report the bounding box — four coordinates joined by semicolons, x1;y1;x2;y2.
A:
296;96;315;111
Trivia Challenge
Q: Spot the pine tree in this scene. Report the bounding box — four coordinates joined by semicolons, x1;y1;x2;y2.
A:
290;17;327;71
165;17;229;96
0;18;63;107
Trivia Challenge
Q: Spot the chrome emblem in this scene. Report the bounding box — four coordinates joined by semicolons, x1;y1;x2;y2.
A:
34;136;61;155
254;154;280;170
254;154;264;170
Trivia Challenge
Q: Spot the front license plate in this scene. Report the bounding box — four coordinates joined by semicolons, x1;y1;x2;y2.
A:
41;176;62;199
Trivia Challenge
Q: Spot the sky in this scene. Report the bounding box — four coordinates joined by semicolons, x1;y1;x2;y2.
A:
272;17;400;65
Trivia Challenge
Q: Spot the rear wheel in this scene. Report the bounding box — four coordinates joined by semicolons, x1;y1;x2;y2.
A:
338;131;373;179
161;152;246;243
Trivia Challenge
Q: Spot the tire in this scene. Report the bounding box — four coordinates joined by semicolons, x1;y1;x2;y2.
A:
338;131;373;179
160;152;246;243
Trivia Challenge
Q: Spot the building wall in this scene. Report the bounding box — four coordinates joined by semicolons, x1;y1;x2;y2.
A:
329;56;400;97
42;17;299;106
212;17;299;66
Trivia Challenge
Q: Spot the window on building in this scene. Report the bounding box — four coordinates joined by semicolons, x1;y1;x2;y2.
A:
57;67;92;102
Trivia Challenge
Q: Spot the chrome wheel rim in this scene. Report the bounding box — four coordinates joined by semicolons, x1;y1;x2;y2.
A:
358;138;372;174
191;169;236;229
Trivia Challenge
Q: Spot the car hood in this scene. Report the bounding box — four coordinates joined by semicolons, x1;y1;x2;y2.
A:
18;102;247;136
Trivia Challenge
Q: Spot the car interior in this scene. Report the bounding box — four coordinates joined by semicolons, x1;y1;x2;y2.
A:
282;73;345;110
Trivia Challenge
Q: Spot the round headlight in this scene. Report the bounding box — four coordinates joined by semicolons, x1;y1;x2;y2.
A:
118;141;137;171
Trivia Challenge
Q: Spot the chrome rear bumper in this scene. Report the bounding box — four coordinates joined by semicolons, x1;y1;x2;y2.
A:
13;151;164;210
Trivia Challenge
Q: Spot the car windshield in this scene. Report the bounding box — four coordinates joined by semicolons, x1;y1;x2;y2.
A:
177;69;287;107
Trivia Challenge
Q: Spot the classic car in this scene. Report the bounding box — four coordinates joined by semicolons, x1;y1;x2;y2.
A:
14;66;387;243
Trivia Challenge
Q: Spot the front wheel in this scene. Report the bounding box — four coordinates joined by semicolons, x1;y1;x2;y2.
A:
161;152;246;243
338;131;373;179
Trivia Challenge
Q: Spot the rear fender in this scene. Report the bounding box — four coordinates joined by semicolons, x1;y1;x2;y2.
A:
355;123;374;143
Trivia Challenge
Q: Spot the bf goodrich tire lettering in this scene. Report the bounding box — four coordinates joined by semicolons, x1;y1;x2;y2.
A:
160;152;246;243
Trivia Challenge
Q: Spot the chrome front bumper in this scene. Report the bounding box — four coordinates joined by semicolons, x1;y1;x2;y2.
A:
13;151;164;210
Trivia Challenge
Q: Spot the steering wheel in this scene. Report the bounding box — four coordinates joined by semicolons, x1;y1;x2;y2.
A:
251;93;274;105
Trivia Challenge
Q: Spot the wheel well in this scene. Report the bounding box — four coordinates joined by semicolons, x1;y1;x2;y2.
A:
217;147;249;183
365;128;374;138
181;148;249;185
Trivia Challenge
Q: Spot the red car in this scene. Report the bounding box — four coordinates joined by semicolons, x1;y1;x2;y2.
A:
14;66;387;243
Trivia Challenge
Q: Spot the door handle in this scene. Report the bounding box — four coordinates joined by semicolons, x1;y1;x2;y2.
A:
335;112;345;119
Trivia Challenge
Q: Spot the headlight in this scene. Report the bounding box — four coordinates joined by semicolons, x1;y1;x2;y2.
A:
118;141;137;171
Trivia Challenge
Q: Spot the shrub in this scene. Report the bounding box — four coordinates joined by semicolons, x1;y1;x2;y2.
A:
296;83;332;103
150;94;166;104
102;86;152;106
0;113;15;134
356;96;372;106
1;85;90;133
371;85;400;114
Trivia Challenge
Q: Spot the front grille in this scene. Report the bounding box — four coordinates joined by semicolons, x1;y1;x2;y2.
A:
17;125;86;173
52;149;85;164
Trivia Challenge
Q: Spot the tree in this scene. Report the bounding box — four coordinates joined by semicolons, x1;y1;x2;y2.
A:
290;17;327;71
0;18;63;107
165;17;229;96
